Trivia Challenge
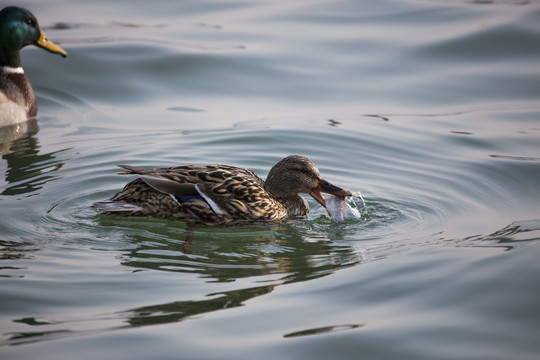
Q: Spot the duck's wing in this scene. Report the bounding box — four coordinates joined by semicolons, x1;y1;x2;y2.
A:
137;174;199;196
116;164;286;222
118;164;261;183
195;176;288;222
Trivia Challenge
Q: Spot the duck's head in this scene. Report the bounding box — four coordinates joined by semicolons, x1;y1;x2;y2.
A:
0;6;67;68
266;155;351;208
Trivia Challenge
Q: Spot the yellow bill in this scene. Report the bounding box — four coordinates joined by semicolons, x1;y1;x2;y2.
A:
35;31;67;57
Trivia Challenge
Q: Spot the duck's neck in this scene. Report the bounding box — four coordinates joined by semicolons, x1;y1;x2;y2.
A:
280;194;310;216
0;42;22;68
264;183;309;216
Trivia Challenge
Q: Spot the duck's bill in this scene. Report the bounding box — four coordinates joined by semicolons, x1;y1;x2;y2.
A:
309;180;351;208
36;31;67;57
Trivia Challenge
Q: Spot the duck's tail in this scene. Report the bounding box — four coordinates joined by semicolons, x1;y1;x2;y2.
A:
116;164;154;175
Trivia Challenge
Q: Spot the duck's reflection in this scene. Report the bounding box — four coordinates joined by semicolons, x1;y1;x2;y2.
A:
0;119;40;155
5;219;366;345
1;121;66;196
109;220;366;327
116;221;366;279
9;216;535;346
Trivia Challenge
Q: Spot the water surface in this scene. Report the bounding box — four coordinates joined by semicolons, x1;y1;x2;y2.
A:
1;0;540;359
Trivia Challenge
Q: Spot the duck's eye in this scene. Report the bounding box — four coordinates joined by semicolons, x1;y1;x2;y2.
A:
25;18;36;27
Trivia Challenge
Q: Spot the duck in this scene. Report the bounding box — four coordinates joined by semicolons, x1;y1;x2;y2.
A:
0;6;67;127
93;155;352;225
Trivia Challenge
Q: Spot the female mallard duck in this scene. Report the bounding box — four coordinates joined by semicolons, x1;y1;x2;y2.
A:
93;155;351;225
0;6;67;127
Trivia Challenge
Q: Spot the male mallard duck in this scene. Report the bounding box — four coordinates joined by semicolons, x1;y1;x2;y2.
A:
93;155;351;225
0;6;67;127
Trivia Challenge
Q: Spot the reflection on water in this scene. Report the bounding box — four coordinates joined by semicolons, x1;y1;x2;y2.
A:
123;284;275;328
283;324;363;338
107;217;368;283
0;128;68;197
458;218;540;250
6;216;538;347
6;285;276;345
1;0;540;358
0;239;39;267
3;215;368;345
0;120;40;156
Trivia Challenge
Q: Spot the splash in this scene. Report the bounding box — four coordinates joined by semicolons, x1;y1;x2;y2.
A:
325;193;364;224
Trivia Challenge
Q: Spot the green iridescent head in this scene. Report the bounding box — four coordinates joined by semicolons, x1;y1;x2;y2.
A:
0;6;67;67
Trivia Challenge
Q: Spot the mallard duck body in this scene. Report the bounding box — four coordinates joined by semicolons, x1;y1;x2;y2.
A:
0;66;36;122
0;6;67;126
93;155;351;225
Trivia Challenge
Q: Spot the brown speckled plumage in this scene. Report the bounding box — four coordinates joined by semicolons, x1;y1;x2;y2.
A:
93;155;351;225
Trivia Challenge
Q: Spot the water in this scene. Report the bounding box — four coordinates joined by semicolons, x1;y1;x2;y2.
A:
1;0;540;359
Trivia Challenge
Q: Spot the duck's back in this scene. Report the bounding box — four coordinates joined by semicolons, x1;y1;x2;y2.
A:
94;164;289;224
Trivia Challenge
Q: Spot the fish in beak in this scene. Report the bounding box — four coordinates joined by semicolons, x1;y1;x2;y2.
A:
309;179;351;208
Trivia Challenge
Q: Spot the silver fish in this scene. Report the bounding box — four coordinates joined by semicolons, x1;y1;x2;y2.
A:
325;195;361;224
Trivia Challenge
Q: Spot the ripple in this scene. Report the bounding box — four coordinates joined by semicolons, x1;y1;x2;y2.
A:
489;154;540;162
455;218;540;250
283;324;363;338
1;1;540;357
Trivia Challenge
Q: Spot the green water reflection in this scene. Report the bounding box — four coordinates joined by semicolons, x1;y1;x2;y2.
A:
1;130;67;197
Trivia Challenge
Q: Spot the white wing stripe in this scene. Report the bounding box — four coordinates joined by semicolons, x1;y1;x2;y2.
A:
195;184;224;214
